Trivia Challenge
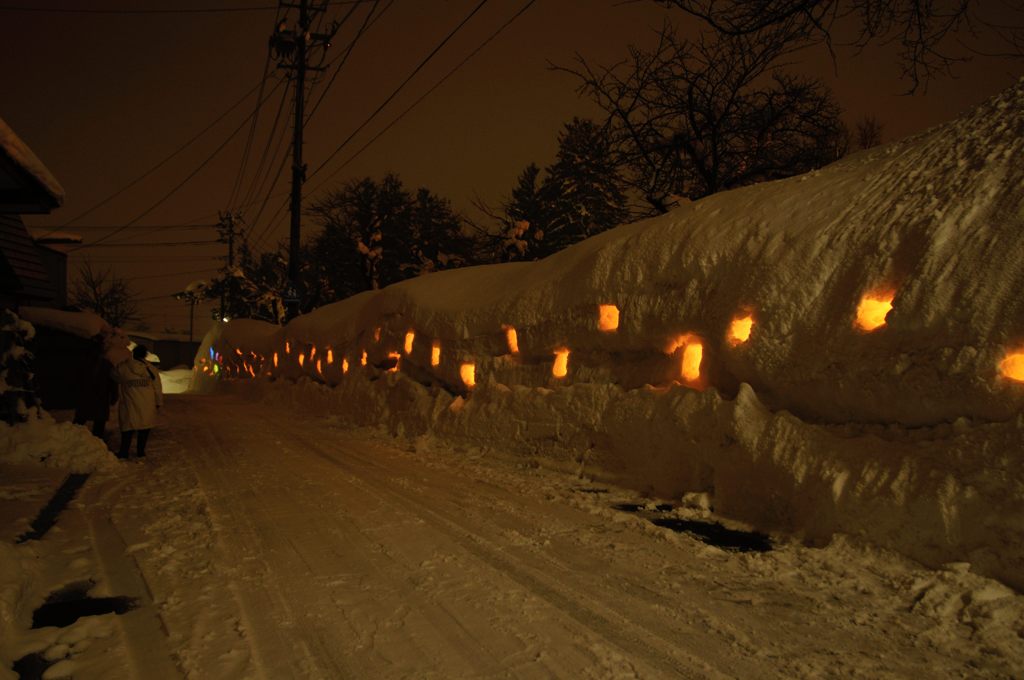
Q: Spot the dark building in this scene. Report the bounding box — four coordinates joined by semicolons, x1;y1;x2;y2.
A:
0;116;66;309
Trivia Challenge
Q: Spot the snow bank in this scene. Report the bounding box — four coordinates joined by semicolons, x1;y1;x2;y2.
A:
0;117;64;205
203;79;1024;590
0;411;118;473
20;307;131;366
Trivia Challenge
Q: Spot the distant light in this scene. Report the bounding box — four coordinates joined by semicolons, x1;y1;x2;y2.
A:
856;290;895;331
727;314;754;346
326;348;334;364
504;326;519;354
298;353;305;367
552;348;569;378
235;348;242;356
404;331;415;355
209;347;215;359
598;304;619;332
222;317;229;322
310;346;317;360
460;362;475;388
374;327;381;342
285;341;291;354
342;357;349;374
213;364;220;375
387;351;401;372
316;359;323;374
360;350;367;366
431;341;441;367
273;352;279;368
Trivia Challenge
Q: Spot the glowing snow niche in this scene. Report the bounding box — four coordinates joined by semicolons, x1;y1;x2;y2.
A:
727;314;754;346
273;352;279;368
598;304;619;332
1000;352;1024;383
342;358;349;374
298;353;305;367
285;341;291;354
404;331;415;355
326;348;334;364
360;351;367;366
666;334;703;385
374;327;381;342
431;341;441;367
387;352;401;372
504;326;519;354
552;349;570;378
460;363;476;389
856;290;894;332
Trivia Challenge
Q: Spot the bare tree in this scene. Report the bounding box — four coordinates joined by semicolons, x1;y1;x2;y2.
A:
558;25;848;213
855;114;884;148
70;262;139;328
656;0;1024;92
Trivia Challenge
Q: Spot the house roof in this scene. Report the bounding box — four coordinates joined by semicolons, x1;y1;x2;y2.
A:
0;214;56;301
0;117;64;214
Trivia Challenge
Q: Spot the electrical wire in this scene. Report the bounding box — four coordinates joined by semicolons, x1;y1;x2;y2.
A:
71;78;287;252
0;1;370;14
306;0;491;183
38;78;270;241
76;240;222;248
307;0;538;196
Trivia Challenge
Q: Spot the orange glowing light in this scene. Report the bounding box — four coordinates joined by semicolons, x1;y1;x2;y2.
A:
682;342;703;382
273;352;279;368
235;348;243;356
552;348;570;378
727;314;754;345
431;341;441;367
285;341;291;354
374;327;381;342
298;353;305;367
342;358;349;374
1000;352;1024;382
310;346;317;360
404;331;415;355
326;348;334;364
504;326;519;354
316;359;323;374
388;351;401;372
360;350;367;366
598;304;619;332
855;290;895;331
460;362;476;388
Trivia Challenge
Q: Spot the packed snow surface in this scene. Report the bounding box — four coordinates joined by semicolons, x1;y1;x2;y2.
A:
0;411;116;472
200;80;1024;590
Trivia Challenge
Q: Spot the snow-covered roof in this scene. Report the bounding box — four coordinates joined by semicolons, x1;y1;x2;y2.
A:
19;306;108;339
0;116;65;209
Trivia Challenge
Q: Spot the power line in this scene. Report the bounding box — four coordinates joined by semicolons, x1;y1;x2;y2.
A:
0;1;370;14
126;267;221;281
39;79;271;241
77;240;222;248
307;0;491;183
72;78;288;252
309;0;538;196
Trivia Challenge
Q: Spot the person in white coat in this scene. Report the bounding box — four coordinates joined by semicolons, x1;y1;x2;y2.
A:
112;344;163;459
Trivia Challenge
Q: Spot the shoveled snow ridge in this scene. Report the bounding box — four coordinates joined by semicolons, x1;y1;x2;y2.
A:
198;79;1024;590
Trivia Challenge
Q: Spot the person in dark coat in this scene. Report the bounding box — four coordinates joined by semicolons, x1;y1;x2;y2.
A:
112;344;163;459
73;334;118;439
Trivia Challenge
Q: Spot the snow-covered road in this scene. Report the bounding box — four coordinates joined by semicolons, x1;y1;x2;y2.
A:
81;392;1022;678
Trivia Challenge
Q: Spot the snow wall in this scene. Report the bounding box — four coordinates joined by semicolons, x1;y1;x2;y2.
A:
197;79;1024;590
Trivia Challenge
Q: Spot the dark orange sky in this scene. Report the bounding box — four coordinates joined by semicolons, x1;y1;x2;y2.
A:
3;0;1021;334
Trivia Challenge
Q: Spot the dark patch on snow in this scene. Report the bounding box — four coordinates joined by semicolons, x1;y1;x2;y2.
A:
612;502;674;513
16;473;89;543
649;518;773;552
612;503;772;552
12;652;54;680
32;580;136;629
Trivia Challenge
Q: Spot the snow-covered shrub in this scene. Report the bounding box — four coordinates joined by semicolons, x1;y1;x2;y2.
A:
0;309;38;424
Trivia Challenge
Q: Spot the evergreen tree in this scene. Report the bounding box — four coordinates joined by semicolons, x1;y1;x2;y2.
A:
0;309;38;423
540;118;629;255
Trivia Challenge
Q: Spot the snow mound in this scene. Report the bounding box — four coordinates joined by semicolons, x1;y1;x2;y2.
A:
0;117;64;205
0;411;118;472
203;79;1024;590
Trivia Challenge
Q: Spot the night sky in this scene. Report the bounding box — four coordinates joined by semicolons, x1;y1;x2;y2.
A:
3;0;1022;333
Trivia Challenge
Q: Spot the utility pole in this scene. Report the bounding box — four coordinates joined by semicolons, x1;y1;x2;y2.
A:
216;211;240;320
269;1;336;320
